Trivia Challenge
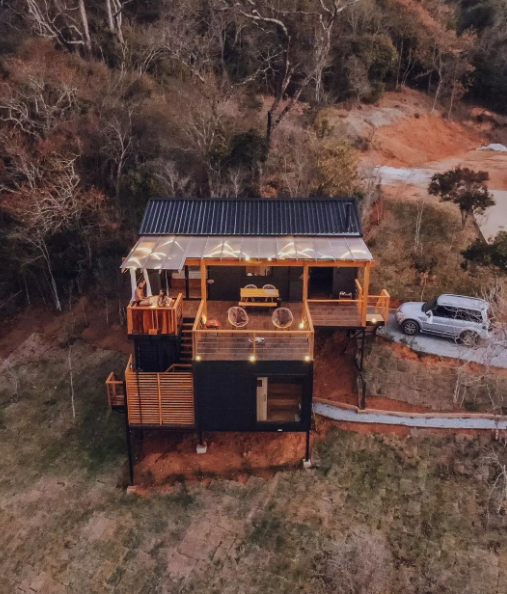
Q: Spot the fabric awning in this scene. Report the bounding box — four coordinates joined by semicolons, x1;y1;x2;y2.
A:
121;235;373;270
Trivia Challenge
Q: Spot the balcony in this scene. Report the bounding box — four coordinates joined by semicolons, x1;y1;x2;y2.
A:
308;280;390;328
127;293;183;335
192;300;315;362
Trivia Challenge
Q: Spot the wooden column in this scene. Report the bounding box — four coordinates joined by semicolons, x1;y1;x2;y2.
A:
302;263;309;302
361;263;371;326
200;259;207;318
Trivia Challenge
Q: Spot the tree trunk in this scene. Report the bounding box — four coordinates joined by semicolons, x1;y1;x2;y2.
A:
78;0;92;56
106;0;115;32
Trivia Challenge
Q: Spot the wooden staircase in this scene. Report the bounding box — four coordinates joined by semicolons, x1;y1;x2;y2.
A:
180;319;194;364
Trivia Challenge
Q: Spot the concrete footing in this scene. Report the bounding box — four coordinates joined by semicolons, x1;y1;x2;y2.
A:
302;459;312;469
196;443;207;454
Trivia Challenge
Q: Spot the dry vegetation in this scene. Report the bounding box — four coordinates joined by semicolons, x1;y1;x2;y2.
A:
1;0;507;312
1;335;507;592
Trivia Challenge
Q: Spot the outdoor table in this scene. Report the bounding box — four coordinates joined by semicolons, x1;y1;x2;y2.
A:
239;287;280;307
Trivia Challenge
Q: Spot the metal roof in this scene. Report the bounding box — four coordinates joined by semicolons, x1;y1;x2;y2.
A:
139;198;362;237
121;235;373;270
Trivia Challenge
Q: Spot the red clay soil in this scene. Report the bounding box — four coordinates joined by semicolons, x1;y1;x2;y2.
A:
313;330;358;406
0;296;131;358
134;431;311;486
370;114;481;168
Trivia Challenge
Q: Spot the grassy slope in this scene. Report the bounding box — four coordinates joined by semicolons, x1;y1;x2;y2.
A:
1;338;507;593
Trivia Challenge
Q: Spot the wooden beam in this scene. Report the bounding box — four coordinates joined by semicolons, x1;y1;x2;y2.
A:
184;258;373;268
361;263;371;326
200;260;207;303
302;263;309;302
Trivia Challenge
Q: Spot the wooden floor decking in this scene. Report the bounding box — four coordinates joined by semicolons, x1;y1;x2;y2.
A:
205;301;305;330
308;302;362;327
194;301;312;361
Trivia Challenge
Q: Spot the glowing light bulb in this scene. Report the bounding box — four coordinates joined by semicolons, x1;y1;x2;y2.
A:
304;355;311;362
249;355;256;362
195;355;202;361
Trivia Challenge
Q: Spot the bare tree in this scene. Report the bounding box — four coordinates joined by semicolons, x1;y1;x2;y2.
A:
100;108;134;201
154;160;195;197
105;0;125;44
232;0;361;145
24;0;92;55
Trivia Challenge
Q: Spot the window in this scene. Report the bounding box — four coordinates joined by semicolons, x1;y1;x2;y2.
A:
256;377;303;423
246;266;272;277
455;308;482;323
433;306;457;318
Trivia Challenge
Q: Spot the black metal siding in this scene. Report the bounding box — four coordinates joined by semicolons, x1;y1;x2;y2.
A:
139;198;362;237
193;361;313;432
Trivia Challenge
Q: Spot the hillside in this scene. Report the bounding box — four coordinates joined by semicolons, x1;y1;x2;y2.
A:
1;0;507;312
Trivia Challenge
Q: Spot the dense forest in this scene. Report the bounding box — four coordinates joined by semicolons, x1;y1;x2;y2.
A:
0;0;506;313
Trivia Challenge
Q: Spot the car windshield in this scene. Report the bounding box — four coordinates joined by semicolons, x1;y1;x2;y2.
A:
422;299;437;313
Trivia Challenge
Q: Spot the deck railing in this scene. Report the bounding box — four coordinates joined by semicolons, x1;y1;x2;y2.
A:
127;293;183;335
124;355;195;426
105;372;125;408
367;289;390;324
192;299;315;362
307;282;390;327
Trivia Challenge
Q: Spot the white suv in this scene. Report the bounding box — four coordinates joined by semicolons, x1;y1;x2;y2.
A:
396;294;490;345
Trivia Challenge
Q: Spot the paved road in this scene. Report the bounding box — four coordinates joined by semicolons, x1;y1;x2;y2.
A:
314;402;507;429
378;313;507;369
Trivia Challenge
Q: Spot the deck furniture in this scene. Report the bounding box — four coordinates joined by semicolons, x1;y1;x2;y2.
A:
205;318;220;329
272;307;294;330
228;306;249;329
244;284;257;289
239;287;280;308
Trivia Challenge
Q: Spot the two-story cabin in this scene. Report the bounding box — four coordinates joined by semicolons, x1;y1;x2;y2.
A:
106;198;390;483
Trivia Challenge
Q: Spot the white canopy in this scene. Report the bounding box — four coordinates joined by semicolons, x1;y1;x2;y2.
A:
121;235;373;271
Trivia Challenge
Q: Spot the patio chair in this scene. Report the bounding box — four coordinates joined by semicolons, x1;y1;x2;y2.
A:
228;306;249;329
272;307;294;330
262;283;277;303
244;284;257;289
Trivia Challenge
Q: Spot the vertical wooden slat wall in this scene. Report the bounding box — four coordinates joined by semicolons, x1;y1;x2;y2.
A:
126;366;195;427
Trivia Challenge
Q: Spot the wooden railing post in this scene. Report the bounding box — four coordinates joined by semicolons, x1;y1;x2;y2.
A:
302;264;309;302
361;264;370;326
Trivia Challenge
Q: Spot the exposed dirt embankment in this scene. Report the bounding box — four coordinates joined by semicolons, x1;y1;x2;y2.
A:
369;115;481;168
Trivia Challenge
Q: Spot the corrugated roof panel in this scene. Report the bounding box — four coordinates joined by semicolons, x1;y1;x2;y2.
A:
121;235;373;269
138;198;363;237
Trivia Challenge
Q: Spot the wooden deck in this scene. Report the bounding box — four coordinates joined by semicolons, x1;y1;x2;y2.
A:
193;300;314;361
308;291;390;328
308;301;362;327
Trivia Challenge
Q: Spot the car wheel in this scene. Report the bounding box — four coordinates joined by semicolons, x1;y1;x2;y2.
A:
460;330;480;347
401;320;420;336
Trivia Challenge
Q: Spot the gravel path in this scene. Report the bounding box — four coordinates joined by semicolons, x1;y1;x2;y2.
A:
313;402;507;429
378;313;507;369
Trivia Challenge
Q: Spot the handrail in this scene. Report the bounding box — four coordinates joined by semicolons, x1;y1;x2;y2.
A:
105;371;124;408
192;300;205;359
307;298;360;303
303;300;315;360
192;314;313;360
355;278;363;300
192;299;206;332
